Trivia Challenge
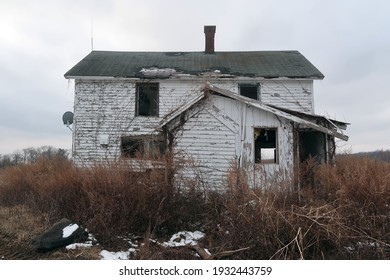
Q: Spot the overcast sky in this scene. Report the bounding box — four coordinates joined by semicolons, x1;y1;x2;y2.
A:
1;0;389;155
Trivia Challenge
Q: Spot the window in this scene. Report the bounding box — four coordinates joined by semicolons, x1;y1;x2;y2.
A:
240;84;259;100
254;128;278;164
121;136;166;159
136;83;159;116
121;137;143;158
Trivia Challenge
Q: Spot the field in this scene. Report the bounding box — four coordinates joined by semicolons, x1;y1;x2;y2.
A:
0;153;389;260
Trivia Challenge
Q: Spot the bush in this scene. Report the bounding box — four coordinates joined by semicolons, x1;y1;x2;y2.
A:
0;155;207;249
198;155;390;259
0;154;389;258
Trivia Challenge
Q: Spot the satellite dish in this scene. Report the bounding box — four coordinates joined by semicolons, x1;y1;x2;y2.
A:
62;111;74;125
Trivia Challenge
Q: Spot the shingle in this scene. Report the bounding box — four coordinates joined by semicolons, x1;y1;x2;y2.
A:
64;50;324;79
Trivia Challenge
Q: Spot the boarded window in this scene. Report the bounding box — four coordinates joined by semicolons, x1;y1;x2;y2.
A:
254;128;278;164
121;136;166;159
136;83;159;116
240;84;259;100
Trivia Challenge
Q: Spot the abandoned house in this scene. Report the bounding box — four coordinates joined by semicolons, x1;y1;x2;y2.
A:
64;25;349;188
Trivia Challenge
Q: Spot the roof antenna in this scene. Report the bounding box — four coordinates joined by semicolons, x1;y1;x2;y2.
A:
91;16;94;51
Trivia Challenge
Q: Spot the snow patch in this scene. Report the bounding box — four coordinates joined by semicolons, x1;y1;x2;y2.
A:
163;231;205;247
65;233;98;250
66;242;93;250
100;250;129;260
66;230;206;259
100;248;136;260
62;224;79;238
66;233;97;250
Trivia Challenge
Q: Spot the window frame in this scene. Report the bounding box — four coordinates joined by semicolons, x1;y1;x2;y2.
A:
121;135;166;159
239;83;260;101
254;127;278;164
135;82;159;117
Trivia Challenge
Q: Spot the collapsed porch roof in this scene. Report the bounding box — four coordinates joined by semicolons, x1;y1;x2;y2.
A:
204;84;349;141
269;105;349;131
157;83;348;141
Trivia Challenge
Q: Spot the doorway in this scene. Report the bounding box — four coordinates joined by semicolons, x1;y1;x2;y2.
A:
298;131;327;164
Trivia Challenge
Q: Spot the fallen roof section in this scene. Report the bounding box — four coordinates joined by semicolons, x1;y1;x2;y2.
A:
269;105;349;131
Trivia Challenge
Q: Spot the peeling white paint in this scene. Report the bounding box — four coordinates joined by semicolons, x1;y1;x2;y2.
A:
71;76;331;187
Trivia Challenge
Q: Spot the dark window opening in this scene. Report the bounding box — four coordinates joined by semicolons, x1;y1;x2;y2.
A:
240;84;259;100
136;83;159;116
254;128;278;164
121;136;166;159
121;137;143;158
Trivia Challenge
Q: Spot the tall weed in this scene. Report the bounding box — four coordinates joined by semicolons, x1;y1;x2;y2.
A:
0;154;389;258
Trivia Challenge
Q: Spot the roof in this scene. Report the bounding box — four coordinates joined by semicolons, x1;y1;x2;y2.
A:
64;50;324;79
268;105;350;130
203;84;348;141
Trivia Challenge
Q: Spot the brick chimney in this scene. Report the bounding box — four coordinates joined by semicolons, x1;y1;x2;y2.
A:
204;25;216;54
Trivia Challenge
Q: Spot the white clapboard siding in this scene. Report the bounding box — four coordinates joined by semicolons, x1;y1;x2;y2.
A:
73;79;203;165
159;80;203;116
210;94;295;183
174;108;237;188
73;80;135;165
261;80;314;113
72;77;311;184
208;79;314;113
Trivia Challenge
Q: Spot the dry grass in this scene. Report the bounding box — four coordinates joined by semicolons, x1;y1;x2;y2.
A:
0;205;101;259
0;155;206;250
0;154;389;259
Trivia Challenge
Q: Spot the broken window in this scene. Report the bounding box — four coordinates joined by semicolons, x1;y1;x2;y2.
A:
136;83;159;116
121;136;166;159
254;128;278;164
240;84;259;100
121;137;143;158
